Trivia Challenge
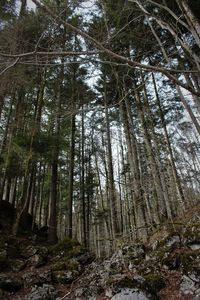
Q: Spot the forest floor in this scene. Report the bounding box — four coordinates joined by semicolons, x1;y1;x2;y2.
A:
0;203;200;299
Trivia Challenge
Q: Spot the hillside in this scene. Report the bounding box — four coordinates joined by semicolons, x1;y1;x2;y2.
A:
0;204;200;300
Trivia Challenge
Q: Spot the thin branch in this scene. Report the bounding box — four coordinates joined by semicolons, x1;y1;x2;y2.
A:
0;50;103;58
0;57;20;76
17;59;200;74
31;0;200;97
146;0;189;31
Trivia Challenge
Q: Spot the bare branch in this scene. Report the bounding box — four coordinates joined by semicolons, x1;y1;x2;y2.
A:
30;0;200;97
0;50;103;58
0;57;20;77
146;0;189;31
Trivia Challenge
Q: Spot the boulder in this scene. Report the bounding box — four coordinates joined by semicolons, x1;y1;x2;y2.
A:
21;245;48;267
24;284;58;300
111;288;150;300
52;270;79;284
23;270;52;287
27;247;48;268
11;259;26;272
180;273;200;298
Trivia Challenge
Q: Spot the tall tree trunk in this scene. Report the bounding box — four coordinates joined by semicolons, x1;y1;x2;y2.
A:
119;97;148;237
152;73;186;212
81;108;87;247
67;111;76;239
104;85;120;237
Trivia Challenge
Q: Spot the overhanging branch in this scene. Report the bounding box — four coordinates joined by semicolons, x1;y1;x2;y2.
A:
31;0;200;97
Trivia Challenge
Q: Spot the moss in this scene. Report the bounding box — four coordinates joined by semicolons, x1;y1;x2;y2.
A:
51;258;80;272
52;269;78;284
50;238;81;257
143;273;165;298
162;250;199;271
51;261;66;271
114;277;138;289
183;225;200;243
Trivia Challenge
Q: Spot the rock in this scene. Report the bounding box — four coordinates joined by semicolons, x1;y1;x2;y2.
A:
24;284;58;300
180;274;199;296
0;273;23;292
23;270;52;287
111;288;149;300
166;235;181;248
28;252;47;268
188;243;200;250
76;252;95;265
21;245;48;267
73;285;104;299
52;270;78;284
21;245;38;259
11;259;26;272
122;244;145;259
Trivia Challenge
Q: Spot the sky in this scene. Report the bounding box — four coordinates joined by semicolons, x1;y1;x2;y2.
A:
27;0;36;10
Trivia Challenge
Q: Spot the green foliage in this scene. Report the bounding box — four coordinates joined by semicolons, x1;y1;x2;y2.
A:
0;0;16;22
51;257;80;271
112;276;138;289
162;250;199;272
143;273;165;297
5;150;23;178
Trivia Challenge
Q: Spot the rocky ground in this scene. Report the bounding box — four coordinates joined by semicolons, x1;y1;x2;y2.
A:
0;202;200;299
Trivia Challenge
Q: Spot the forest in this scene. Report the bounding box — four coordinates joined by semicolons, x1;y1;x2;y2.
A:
0;0;200;300
0;1;200;298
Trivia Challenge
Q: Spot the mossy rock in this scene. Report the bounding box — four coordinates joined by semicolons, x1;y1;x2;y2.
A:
52;269;79;284
112;276;139;291
51;258;80;272
50;238;81;256
143;273;165;298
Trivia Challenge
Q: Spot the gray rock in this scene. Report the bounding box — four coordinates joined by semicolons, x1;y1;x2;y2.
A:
23;270;52;287
188;243;200;250
11;259;27;272
122;244;145;259
25;284;57;300
21;245;38;258
52;270;78;284
111;288;149;300
166;235;181;247
180;275;196;295
28;253;46;267
24;246;48;267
